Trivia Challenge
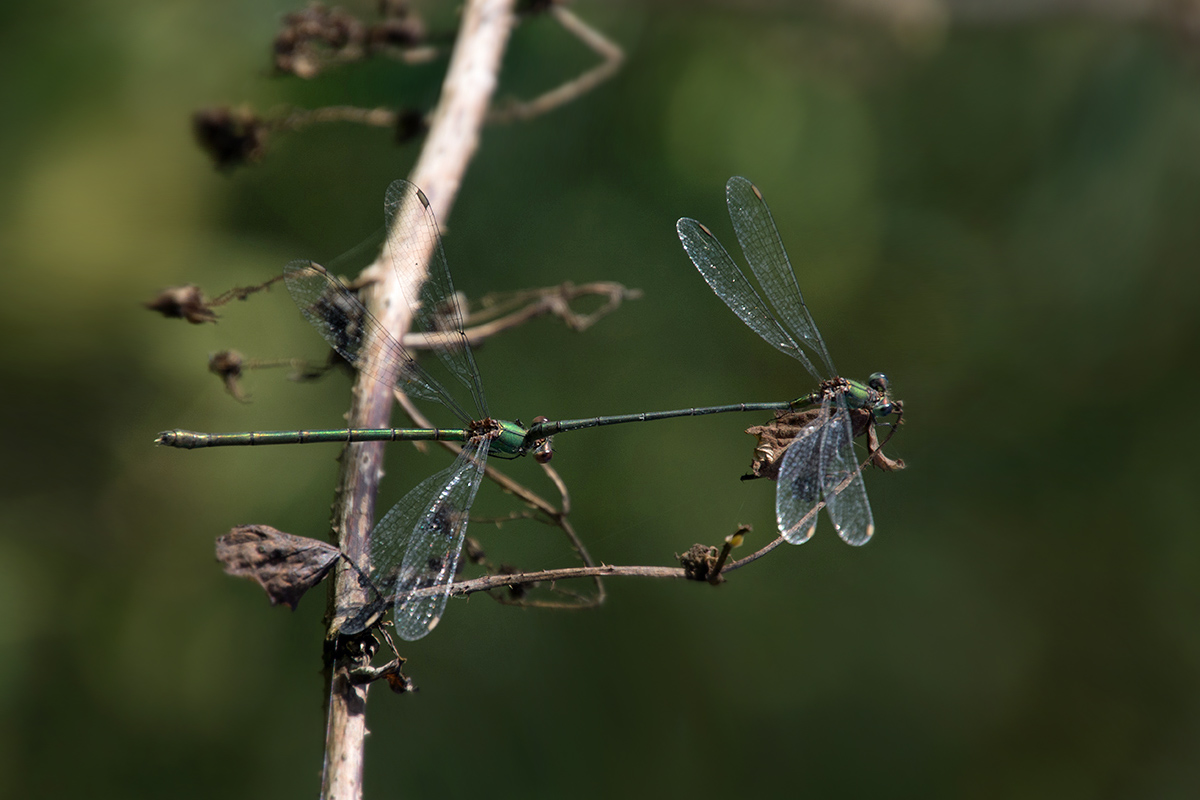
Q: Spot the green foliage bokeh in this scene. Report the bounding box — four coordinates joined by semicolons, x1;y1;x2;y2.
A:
2;1;1199;797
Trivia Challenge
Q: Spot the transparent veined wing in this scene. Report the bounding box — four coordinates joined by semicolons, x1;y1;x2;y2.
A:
677;217;822;382
775;396;831;545
283;260;474;422
775;393;875;546
725;176;837;379
383;180;489;420
821;393;875;546
365;437;489;641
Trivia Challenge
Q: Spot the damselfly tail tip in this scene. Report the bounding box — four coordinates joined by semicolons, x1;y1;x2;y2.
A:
156;430;201;449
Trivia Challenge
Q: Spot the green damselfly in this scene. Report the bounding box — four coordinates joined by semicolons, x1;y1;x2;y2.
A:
160;180;797;640
677;176;901;547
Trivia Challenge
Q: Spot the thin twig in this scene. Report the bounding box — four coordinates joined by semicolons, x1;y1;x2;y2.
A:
488;5;624;124
351;520;785;612
723;532;788;572
281;105;400;131
399;563;689;601
208;273;287;306
395;529;789;602
398;281;641;349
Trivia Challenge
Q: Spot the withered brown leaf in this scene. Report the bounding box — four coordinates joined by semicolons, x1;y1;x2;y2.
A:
144;284;218;324
744;408;905;480
216;525;341;610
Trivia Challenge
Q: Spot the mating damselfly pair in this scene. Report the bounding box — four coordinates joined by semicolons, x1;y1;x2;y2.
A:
158;177;902;640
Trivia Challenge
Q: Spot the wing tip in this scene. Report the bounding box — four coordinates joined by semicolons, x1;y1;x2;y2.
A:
842;523;875;547
779;519;816;545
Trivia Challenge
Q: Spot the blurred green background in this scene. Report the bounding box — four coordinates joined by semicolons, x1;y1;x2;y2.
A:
4;0;1200;797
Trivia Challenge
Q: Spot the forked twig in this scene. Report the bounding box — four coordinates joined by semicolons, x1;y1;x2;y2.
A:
403;281;641;347
489;5;625;124
192;5;623;170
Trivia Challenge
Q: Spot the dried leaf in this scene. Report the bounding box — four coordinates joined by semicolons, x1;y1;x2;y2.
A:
867;424;907;472
144;284;218;324
192;106;268;169
384;670;417;694
349;657;417;693
743;408;824;481
367;11;425;49
273;4;367;78
273;2;428;78
208;350;248;402
216;525;341;610
744;408;904;480
393;107;426;143
678;544;720;582
147;275;285;326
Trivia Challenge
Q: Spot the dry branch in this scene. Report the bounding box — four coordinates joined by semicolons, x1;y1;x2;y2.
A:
320;2;517;798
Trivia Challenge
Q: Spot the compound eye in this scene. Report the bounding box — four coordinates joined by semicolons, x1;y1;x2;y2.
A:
868;372;889;392
874;402;894;418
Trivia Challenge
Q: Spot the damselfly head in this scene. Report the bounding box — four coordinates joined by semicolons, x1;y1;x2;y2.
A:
529;415;554;463
866;372;900;421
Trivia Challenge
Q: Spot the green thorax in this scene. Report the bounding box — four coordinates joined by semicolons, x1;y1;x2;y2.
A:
795;372;898;420
478;419;530;459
